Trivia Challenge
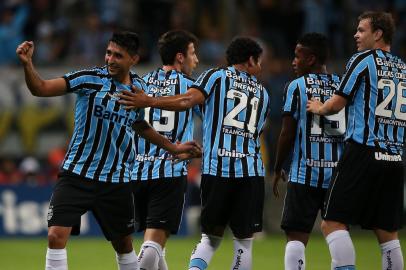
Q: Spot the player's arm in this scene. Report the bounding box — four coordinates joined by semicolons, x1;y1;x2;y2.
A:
306;94;347;116
118;87;205;112
16;41;67;97
132;120;201;155
272;115;297;198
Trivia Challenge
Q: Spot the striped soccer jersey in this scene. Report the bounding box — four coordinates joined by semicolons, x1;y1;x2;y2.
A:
336;49;406;154
192;66;271;178
283;73;344;188
132;68;197;180
62;66;146;183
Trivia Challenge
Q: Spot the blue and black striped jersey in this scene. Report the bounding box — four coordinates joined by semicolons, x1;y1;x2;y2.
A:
336;49;406;154
61;66;146;183
131;68;197;180
283;73;345;188
193;67;271;178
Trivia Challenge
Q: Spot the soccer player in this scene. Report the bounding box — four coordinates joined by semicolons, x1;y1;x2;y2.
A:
307;11;405;270
272;33;345;270
16;31;199;270
118;36;271;270
131;30;199;270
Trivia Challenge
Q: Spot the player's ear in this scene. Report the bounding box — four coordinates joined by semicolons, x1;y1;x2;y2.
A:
176;53;184;64
131;54;140;65
308;54;316;66
373;29;383;42
248;56;256;67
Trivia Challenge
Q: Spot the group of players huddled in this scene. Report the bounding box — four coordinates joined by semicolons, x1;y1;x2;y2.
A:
16;9;405;270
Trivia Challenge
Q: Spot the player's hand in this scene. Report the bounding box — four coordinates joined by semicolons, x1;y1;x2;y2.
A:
306;98;324;114
170;140;202;156
16;41;34;65
271;169;287;198
117;86;150;110
171;141;202;163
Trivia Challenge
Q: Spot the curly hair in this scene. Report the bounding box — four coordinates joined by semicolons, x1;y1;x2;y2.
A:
298;32;329;64
226;37;263;66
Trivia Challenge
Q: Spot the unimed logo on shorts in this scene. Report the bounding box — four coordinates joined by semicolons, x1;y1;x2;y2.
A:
374;152;402;162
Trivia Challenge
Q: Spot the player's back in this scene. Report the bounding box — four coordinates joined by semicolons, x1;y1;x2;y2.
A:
192;66;271;178
284;73;344;188
338;49;406;154
132;68;195;180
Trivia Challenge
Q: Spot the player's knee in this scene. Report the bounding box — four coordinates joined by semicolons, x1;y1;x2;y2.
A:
111;236;133;254
47;231;67;249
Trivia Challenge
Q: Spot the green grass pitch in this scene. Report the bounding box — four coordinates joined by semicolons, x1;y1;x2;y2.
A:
0;232;404;269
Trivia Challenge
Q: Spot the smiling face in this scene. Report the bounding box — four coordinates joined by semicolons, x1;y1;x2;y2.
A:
354;18;377;52
105;41;138;82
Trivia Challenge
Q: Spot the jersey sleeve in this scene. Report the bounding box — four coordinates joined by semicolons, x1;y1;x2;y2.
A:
282;81;299;120
63;68;100;94
336;51;371;99
191;68;221;99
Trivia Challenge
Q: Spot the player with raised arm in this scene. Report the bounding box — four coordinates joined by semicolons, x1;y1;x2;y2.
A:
307;11;405;270
118;37;271;270
16;31;199;270
131;30;200;270
272;33;344;270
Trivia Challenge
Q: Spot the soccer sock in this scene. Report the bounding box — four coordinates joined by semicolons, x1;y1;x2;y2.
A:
189;234;222;270
138;240;162;270
380;240;404;270
158;248;168;270
231;237;253;270
285;240;306;270
325;230;356;270
116;250;139;270
45;248;67;270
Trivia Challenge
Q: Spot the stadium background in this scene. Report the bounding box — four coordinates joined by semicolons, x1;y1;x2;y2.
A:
0;0;405;269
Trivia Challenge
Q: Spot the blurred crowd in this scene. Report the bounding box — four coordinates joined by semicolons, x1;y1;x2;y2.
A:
1;0;405;67
1;0;406;187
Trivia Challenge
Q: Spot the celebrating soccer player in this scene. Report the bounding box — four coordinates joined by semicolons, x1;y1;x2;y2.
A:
118;37;271;270
273;32;345;270
307;11;405;270
130;30;200;270
16;31;199;270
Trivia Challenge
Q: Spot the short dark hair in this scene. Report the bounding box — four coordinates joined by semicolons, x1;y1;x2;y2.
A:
226;37;263;66
158;30;198;65
109;31;140;56
297;32;329;64
358;11;395;44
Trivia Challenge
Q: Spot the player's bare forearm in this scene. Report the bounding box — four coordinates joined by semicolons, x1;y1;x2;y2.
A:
17;41;66;97
307;95;347;116
274;116;297;172
23;61;47;96
119;87;205;111
133;120;176;152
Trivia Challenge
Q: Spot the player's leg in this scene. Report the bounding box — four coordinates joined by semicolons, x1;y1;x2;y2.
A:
321;220;355;270
46;174;91;270
189;175;230;270
284;231;309;270
374;229;403;270
46;226;71;270
229;176;264;270
372;158;404;270
138;229;168;270
93;181;138;270
136;177;186;270
281;182;326;270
